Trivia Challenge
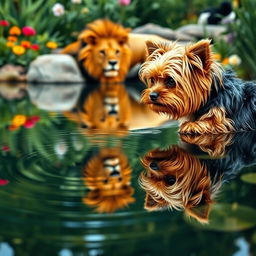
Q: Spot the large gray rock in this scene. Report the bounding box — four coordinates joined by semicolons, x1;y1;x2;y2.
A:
133;23;193;42
27;83;84;111
176;24;227;39
27;54;84;83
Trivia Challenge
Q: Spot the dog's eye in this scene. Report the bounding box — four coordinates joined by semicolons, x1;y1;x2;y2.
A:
165;77;175;87
149;161;159;171
99;50;106;56
116;49;120;55
149;77;155;84
164;175;176;186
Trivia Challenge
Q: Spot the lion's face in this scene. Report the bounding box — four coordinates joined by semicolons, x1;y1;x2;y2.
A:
75;20;132;83
83;148;135;212
88;38;124;78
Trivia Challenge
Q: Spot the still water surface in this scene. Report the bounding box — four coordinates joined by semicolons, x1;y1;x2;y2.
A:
0;81;255;256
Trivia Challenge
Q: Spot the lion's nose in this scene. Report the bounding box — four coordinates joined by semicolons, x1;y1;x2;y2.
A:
109;60;117;66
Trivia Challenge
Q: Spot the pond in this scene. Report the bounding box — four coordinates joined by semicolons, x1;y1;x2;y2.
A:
0;81;256;256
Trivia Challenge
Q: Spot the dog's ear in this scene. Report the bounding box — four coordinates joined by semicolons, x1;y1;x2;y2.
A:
144;193;159;210
186;39;212;72
185;190;212;224
144;193;168;211
79;30;97;45
146;40;172;56
146;40;160;55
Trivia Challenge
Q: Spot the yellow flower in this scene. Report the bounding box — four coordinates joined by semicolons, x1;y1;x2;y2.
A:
228;54;241;66
9;26;21;36
49;112;57;117
12;45;26;55
46;41;58;49
233;0;239;8
81;7;89;14
12;115;27;126
7;36;18;42
6;41;15;47
212;53;221;61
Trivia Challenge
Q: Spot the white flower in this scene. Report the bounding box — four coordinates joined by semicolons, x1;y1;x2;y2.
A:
71;0;82;3
229;54;242;66
54;141;68;158
52;3;65;16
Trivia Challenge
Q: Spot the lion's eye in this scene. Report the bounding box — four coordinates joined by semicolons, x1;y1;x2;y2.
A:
99;50;106;56
116;49;120;55
165;77;175;88
149;77;155;84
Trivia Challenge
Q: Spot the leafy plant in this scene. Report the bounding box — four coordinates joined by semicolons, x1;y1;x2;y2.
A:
232;0;256;79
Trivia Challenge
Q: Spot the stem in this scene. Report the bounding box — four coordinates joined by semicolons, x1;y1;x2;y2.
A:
120;6;125;25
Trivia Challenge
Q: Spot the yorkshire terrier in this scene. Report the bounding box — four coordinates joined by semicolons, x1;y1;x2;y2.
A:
139;39;256;134
139;132;256;223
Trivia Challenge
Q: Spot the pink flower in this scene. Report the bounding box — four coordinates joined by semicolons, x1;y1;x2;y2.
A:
31;44;40;51
1;145;10;152
24;119;36;129
22;26;36;36
0;179;9;186
0;20;9;26
118;0;131;6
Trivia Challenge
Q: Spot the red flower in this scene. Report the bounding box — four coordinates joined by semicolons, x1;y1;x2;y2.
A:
22;26;36;36
31;44;40;51
1;145;10;152
30;115;40;122
0;179;9;186
8;124;19;131
0;20;9;27
21;40;31;48
24;119;36;129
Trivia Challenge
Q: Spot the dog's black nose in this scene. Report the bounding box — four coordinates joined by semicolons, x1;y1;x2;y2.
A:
109;60;117;66
150;92;159;102
149;161;159;171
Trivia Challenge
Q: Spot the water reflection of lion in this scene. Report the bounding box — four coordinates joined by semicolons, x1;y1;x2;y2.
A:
64;83;131;132
83;148;135;213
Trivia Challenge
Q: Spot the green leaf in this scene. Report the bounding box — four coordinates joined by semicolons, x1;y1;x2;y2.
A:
241;173;256;184
188;203;256;232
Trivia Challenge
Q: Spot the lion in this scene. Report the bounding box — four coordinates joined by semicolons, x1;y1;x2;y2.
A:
63;83;131;133
82;148;135;213
61;19;164;83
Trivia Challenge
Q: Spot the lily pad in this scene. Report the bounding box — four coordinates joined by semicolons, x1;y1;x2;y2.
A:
187;203;256;232
241;173;256;185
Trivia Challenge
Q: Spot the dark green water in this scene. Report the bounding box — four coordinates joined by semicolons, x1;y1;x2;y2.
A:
0;82;256;256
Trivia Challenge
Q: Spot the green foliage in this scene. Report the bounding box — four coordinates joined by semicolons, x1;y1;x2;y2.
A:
232;0;256;79
133;0;225;29
241;173;256;185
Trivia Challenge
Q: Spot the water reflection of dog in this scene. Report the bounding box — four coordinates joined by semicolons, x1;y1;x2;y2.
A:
64;83;131;132
83;148;135;213
139;133;256;223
